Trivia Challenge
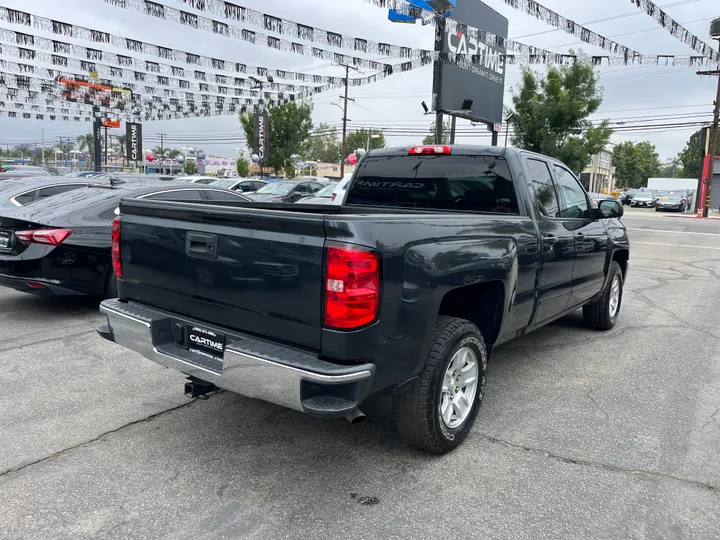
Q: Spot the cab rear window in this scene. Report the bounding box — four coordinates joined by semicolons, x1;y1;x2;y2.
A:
345;155;518;213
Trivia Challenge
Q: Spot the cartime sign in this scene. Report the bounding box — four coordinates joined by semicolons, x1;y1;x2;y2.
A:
253;113;269;165
438;0;508;125
125;122;143;164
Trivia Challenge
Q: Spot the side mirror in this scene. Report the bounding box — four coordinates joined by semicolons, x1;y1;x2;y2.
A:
597;199;623;219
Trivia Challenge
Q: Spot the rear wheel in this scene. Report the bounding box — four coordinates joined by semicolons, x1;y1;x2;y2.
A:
583;261;623;331
394;316;487;454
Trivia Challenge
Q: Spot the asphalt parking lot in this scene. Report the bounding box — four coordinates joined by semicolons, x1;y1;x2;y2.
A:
1;208;719;540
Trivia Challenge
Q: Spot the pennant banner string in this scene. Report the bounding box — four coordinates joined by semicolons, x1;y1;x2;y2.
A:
497;0;719;63
0;22;381;91
351;0;717;65
630;0;719;62
0;42;310;101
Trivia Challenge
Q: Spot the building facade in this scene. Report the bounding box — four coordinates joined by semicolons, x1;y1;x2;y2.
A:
580;150;616;193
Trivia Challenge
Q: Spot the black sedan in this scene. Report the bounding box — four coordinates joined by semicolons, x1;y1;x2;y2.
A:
294;183;338;205
0;182;250;298
246;180;325;203
655;192;687;212
0;177;110;210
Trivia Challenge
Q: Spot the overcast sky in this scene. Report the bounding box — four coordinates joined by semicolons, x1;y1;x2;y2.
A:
0;0;717;160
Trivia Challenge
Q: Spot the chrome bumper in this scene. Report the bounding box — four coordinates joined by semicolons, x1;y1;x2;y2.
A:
98;299;373;414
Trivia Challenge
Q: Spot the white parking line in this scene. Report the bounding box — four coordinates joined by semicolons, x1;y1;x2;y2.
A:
633;241;720;250
627;228;720;237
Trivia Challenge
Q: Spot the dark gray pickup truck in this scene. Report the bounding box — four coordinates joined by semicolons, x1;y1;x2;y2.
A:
97;145;629;453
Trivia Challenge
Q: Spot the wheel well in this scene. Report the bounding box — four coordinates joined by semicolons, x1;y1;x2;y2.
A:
613;250;629;277
438;281;505;347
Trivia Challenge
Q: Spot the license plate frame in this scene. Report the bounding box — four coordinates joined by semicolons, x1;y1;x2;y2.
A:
0;231;10;249
188;325;226;361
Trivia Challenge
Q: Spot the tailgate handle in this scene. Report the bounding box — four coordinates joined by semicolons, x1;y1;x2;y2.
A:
186;232;218;259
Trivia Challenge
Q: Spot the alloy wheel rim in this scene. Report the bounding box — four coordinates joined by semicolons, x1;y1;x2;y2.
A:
440;347;479;429
609;275;621;318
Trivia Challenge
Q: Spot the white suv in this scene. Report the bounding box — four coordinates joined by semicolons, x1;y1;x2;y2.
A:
330;173;353;205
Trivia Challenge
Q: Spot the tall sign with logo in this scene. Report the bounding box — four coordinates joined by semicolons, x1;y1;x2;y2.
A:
253;113;269;165
436;1;508;126
125;122;143;168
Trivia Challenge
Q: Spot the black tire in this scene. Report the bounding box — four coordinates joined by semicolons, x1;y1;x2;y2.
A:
655;207;660;212
393;316;487;454
104;270;118;299
583;261;624;331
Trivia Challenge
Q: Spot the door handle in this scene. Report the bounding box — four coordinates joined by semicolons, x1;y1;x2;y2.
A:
543;235;558;245
186;232;218;259
575;233;586;241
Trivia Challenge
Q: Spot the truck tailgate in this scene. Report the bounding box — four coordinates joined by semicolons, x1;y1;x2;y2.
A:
118;200;326;351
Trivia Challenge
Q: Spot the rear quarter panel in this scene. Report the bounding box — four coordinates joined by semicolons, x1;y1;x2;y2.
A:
321;214;535;391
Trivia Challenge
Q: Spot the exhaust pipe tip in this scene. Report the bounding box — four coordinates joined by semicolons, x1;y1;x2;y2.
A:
345;408;367;424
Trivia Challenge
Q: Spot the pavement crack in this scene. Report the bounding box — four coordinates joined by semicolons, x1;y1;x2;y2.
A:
0;329;96;353
702;407;720;432
477;433;719;495
0;400;197;480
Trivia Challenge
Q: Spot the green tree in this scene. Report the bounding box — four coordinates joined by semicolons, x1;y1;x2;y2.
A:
676;128;720;180
236;158;250;177
509;54;613;174
345;128;387;153
422;121;451;145
76;133;94;168
660;157;682;178
239;102;313;175
114;135;127;166
613;141;661;188
304;123;341;163
75;133;93;152
183;161;197;175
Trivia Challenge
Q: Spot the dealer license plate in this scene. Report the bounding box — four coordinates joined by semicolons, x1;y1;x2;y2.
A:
188;325;226;361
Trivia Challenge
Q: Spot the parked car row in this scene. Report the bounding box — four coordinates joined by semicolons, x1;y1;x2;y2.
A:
0;171;352;298
620;188;690;211
0;178;251;297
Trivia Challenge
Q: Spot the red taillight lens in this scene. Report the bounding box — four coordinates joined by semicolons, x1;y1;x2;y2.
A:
409;145;452;155
331;193;337;201
111;217;122;278
325;246;379;329
15;228;72;245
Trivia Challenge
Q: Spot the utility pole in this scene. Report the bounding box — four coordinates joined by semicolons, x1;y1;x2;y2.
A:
696;26;720;217
338;64;358;177
104;126;109;170
157;132;167;155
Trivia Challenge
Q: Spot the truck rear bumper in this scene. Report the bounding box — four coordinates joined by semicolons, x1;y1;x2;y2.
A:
98;299;375;418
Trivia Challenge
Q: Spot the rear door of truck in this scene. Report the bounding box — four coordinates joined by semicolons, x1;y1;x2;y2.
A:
117;200;326;350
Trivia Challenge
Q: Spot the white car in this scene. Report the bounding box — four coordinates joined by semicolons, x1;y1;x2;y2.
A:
210;178;268;194
180;175;217;185
330;173;353;205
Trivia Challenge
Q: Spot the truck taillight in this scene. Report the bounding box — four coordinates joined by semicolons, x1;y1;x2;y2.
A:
15;228;72;245
111;217;122;278
325;246;379;329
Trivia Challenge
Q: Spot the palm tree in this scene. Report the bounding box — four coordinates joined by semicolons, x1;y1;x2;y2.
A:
114;135;127;167
76;133;94;169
